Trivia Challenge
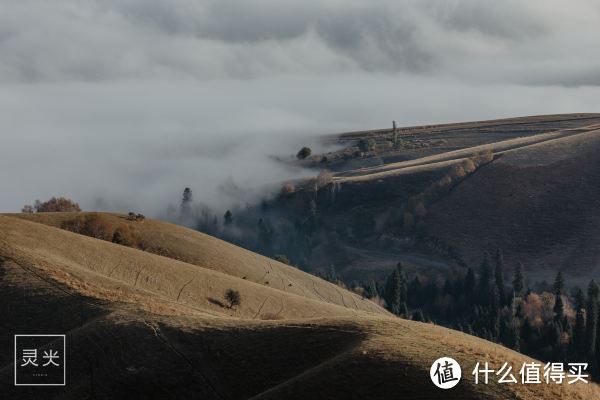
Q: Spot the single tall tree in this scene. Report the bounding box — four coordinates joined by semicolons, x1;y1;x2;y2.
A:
585;280;599;356
224;210;233;226
478;252;492;305
553;271;566;324
385;263;407;315
465;268;476;301
553;271;565;296
512;262;524;298
574;306;586;358
553;295;565;323
494;248;506;306
181;187;193;215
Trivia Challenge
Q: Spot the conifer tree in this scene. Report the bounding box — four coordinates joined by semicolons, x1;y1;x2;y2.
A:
573;307;586;358
364;280;378;299
181;187;193;215
412;310;425;322
478;252;492;305
553;271;565;324
465;268;476;300
512;262;524;298
399;302;408;318
553;295;564;323
385;263;408;314
494;248;506;305
224;210;233;226
408;276;422;307
585;280;599;356
553;271;565;296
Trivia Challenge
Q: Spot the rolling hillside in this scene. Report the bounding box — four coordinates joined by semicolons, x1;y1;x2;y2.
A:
262;114;600;285
1;213;598;399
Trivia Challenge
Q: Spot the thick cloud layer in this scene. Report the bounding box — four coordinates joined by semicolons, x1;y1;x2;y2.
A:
1;0;600;214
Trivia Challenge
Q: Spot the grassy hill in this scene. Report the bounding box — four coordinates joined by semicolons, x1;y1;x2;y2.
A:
424;125;600;286
1;213;598;399
1;214;385;319
248;114;600;286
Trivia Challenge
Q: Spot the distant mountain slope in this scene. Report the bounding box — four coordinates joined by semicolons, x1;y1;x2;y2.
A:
294;117;600;285
218;114;600;284
425;128;600;285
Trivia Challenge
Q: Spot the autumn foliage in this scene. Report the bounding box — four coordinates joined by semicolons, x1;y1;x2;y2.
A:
22;197;81;213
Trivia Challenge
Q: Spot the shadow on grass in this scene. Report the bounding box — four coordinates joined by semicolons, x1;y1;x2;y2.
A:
207;297;226;308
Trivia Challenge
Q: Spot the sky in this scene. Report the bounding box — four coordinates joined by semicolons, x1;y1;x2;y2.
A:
1;0;600;215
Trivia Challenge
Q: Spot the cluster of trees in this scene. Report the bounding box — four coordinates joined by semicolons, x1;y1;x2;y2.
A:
360;251;600;380
22;197;81;213
178;186;321;268
61;213;140;248
389;151;493;236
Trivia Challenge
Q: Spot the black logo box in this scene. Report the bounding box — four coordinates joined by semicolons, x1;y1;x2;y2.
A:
14;334;66;386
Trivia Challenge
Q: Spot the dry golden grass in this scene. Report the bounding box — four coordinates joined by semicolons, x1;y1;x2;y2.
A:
0;214;386;320
1;213;599;399
7;212;385;315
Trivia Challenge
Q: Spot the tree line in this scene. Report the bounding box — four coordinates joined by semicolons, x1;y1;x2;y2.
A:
362;250;600;381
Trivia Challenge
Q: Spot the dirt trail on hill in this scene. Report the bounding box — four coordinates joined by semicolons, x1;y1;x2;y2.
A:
334;125;600;182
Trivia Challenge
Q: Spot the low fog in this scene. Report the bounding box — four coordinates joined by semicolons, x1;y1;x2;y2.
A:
1;0;600;216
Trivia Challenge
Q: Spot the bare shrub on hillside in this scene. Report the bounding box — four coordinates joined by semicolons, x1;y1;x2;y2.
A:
316;170;333;188
82;214;112;240
522;292;574;328
224;289;242;309
369;295;386;308
472;148;494;166
280;183;295;196
461;158;477;173
127;212;146;221
448;164;467;180
61;213;112;241
112;225;139;247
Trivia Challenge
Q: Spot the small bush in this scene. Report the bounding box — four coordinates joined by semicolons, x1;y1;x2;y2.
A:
61;213;112;241
82;213;112;240
61;217;85;233
358;137;376;152
316;171;333;188
112;225;139;247
127;212;145;221
296;147;312;160
224;289;241;309
273;254;291;265
472;148;493;166
280;183;295;196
